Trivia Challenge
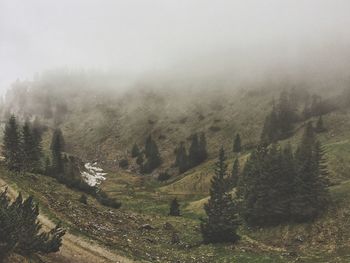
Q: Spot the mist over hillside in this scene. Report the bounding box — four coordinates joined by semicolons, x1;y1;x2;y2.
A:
2;1;350;262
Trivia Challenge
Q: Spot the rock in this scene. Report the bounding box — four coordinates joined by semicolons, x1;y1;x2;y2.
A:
164;222;175;231
171;232;180;244
139;224;155;230
295;235;304;243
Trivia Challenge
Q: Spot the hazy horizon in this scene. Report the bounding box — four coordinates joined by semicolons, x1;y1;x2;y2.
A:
1;0;350;94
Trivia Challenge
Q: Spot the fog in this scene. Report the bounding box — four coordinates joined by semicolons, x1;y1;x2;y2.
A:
1;0;350;93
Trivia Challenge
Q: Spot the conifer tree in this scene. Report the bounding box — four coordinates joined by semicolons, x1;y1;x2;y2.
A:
143;135;161;173
198;133;208;163
291;122;329;222
260;104;279;144
233;133;242;153
50;128;64;176
131;143;140;158
2;115;22;172
169;198;181;216
175;142;189;173
188;133;200;167
228;158;239;189
0;190;65;261
21;121;42;173
201;147;240;243
315;115;326;133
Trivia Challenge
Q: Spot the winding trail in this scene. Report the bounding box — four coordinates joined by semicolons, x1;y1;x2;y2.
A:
0;177;135;263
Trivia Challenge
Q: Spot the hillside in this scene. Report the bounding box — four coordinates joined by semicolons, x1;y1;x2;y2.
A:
1;72;350;262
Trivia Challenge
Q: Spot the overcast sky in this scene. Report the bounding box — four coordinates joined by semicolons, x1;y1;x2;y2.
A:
1;0;350;93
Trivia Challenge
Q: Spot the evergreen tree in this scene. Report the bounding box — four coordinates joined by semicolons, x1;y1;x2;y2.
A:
188;133;200;168
0;190;65;261
201;147;240;244
291;122;329;222
228;158;239;189
143;135;161;173
315;115;326;133
238;144;292;226
278;90;295;136
2;115;22;172
260;104;279;144
21;121;42;173
131;143;140;158
233;133;242;153
198;133;208;163
175;142;189;173
169;198;181;216
50;128;64;176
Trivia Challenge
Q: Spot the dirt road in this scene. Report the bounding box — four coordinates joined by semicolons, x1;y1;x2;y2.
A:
0;177;136;263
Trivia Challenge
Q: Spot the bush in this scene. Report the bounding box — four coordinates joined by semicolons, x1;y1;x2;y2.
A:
78;194;88;205
0;190;65;261
96;190;122;209
119;159;129;169
158;172;171;182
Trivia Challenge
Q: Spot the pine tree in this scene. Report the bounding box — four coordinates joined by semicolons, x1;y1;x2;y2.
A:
260;104;279;144
143;135;161;173
21;121;42;173
291;122;329;222
315;115;326;133
0;190;65;261
233;133;242;153
198;133;208;163
228;158;239;189
175;142;189;173
188;133;200;168
131;143;140;158
169;198;181;216
2;115;22;172
201;147;240;244
278;90;294;137
50;128;64;176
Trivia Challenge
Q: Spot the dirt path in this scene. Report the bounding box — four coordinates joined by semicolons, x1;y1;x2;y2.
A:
0;177;136;263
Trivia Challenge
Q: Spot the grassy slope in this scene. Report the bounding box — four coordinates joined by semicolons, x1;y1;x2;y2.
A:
3;81;350;261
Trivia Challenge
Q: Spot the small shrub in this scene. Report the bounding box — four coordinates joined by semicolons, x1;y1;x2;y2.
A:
209;126;221;132
158;172;171;182
78;194;88;205
96;190;122;209
119;159;129;169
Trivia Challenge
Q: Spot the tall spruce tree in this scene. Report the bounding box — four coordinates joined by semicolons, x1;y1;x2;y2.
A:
175;142;189;173
198;133;208;163
50;128;64;176
291;122;329;222
228;158;239;189
143;135;161;173
2;115;22;172
233;133;242;153
260;104;279;144
21;121;42;173
188;133;200;167
315;115;326;133
201;147;240;243
131;143;140;158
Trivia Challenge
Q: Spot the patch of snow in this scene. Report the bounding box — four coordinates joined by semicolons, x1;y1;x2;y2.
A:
81;162;107;186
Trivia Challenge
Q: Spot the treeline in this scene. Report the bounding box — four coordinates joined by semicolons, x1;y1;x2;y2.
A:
2;115;121;209
174;133;208;174
201;123;330;243
261;89;332;144
131;135;162;174
0;190;65;261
